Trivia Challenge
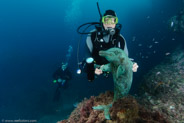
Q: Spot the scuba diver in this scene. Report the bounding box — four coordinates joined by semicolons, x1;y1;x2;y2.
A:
76;4;138;81
169;9;184;33
53;62;72;88
85;10;138;75
53;45;73;102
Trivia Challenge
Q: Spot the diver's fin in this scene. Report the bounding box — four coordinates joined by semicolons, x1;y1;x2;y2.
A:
53;87;61;102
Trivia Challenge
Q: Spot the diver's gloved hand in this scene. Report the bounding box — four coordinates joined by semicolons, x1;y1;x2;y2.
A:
95;65;104;75
57;78;62;83
132;62;139;72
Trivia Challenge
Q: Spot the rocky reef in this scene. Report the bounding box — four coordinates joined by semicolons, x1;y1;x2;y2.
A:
138;46;184;123
57;92;170;123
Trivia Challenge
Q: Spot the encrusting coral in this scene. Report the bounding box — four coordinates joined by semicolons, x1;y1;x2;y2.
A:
57;91;170;123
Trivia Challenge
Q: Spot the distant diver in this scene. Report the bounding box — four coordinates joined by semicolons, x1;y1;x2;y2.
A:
53;45;73;102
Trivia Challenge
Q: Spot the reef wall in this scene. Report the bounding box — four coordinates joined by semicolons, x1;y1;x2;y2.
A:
139;46;184;123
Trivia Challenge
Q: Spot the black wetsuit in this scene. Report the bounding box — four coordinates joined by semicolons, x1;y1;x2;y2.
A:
53;67;72;102
86;30;129;65
53;67;72;88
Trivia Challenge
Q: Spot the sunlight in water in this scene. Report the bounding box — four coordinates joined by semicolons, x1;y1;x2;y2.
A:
64;0;82;24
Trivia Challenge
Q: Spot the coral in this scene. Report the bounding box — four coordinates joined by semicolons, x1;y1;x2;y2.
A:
110;96;139;122
57;92;170;123
80;96;94;119
110;96;170;123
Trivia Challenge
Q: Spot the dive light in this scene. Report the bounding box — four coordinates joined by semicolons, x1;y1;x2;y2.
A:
86;57;95;81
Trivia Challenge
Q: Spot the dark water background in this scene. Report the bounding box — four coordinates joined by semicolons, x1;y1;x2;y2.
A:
0;0;184;121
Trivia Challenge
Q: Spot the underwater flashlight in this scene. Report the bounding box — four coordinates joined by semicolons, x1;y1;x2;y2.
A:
53;80;57;83
86;57;94;63
86;57;95;81
76;69;82;74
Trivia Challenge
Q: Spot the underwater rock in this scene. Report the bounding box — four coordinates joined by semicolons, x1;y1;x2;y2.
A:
168;12;184;33
57;91;170;123
139;46;184;123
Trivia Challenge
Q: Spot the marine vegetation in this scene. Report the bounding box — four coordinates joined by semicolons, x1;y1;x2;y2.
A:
57;92;170;123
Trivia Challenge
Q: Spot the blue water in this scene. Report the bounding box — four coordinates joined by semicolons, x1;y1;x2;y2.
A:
0;0;184;122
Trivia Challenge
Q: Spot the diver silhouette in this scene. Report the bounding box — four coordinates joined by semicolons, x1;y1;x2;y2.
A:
53;45;73;102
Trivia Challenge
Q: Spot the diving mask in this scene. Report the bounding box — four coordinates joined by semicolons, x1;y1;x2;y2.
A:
102;15;118;25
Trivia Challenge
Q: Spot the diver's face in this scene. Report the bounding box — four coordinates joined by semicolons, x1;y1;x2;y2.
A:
103;23;116;30
103;17;116;30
